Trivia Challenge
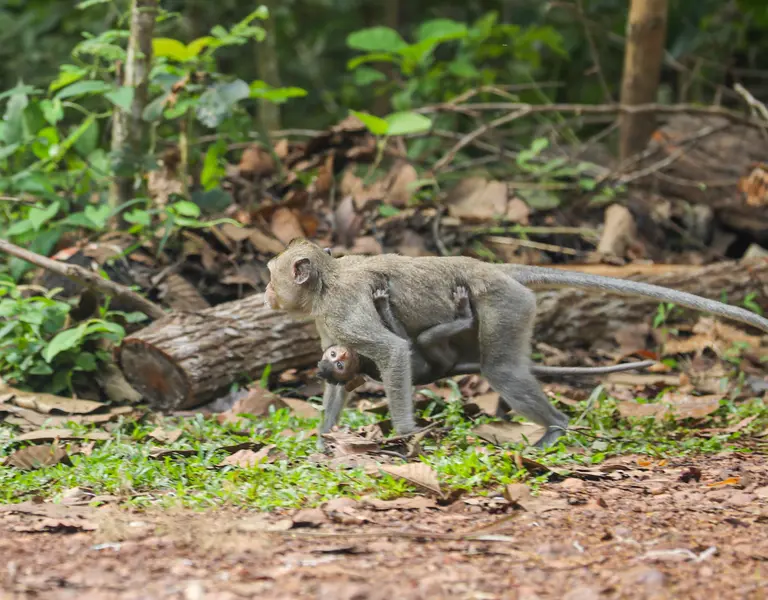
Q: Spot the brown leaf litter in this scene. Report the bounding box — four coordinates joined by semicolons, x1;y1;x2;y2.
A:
2;452;766;599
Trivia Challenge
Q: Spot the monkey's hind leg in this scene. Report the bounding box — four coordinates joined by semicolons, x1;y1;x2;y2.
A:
477;284;569;448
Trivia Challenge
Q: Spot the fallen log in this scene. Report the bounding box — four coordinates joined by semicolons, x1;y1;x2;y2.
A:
118;258;767;412
116;293;320;411
534;258;768;348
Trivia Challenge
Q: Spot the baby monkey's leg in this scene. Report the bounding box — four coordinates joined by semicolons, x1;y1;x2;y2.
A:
415;286;475;374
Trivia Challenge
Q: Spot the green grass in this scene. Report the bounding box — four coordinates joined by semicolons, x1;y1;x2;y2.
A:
1;387;766;510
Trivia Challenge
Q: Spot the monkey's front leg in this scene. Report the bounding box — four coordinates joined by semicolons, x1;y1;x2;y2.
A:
378;340;418;434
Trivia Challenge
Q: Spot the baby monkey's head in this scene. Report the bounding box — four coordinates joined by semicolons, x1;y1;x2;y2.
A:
317;345;360;384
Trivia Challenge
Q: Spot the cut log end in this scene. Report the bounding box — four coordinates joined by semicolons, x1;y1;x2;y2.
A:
117;340;192;411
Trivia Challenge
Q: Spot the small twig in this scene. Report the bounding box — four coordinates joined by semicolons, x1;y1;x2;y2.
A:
575;0;613;103
609;122;729;181
418;102;767;129
618;146;688;185
0;238;166;320
483;236;583;257
0;196;36;205
385;422;442;445
433;108;532;172
431;206;450;257
733;83;768;123
468;225;600;240
572;384;604;428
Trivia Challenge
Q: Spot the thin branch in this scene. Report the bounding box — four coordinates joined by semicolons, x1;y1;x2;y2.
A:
575;0;613;103
0;238;166;320
433;108;532;172
418;102;767;129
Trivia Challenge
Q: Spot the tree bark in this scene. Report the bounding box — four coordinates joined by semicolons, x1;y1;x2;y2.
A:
109;0;158;219
116;293;320;411
619;0;668;161
534;259;768;348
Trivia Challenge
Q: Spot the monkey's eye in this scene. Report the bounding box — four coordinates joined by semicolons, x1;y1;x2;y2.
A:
329;351;337;359
335;361;344;371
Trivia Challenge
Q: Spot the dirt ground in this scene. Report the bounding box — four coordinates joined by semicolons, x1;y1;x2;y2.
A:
1;452;766;600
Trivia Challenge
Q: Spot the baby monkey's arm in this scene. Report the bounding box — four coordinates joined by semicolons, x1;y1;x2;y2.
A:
373;285;473;379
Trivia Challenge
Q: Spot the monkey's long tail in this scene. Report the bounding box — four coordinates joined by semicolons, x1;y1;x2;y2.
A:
504;265;768;334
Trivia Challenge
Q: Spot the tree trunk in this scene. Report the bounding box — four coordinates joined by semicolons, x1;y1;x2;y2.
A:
257;0;282;132
533;259;768;348
116;293;320;411
109;0;158;220
619;0;668;161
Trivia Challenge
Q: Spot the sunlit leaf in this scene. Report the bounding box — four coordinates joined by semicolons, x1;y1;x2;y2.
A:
28;202;60;231
48;68;87;93
186;36;217;58
152;38;190;62
347;27;407;52
416;19;468;42
384;111;432;136
347;52;399;70
349;110;389;136
43;323;88;362
172;200;201;218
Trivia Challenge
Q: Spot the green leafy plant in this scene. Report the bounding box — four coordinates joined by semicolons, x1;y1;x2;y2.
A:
0;278;128;394
346;14;565;111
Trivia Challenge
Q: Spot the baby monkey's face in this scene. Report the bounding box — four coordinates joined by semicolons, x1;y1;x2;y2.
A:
317;345;360;383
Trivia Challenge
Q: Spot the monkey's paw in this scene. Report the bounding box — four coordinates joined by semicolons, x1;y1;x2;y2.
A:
372;288;390;300
453;285;469;301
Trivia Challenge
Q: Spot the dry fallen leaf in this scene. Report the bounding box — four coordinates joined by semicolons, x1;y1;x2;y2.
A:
248;228;285;255
218;444;284;468
270;207;305;245
4;443;71;470
280;397;321;418
606;373;682;387
504;483;532;505
218;387;287;423
6;388;105;415
378;462;441;496
471;422;545;446
467;392;501;416
446;177;508;222
707;476;741;488
13;429;111;443
292;508;327;528
148;428;183;445
386;161;419;208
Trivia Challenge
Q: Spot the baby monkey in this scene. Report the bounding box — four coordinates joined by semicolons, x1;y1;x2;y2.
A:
317;285;654;392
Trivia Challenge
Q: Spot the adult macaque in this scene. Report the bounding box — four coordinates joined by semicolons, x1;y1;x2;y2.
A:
265;239;768;447
316;285;655;389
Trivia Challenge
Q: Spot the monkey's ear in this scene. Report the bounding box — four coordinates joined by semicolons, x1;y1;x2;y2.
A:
323;247;332;256
292;257;312;285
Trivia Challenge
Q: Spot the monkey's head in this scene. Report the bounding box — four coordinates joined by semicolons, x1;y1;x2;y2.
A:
265;239;334;314
317;345;360;384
